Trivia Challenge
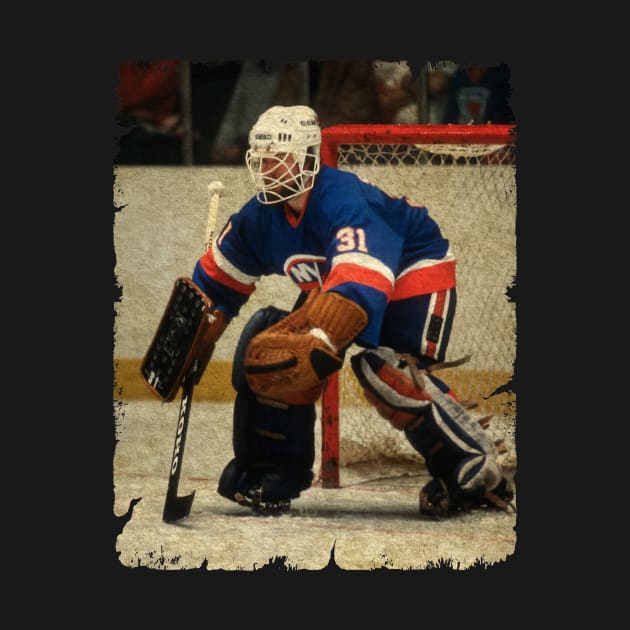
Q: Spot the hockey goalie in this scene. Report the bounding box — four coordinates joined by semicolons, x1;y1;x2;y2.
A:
144;104;515;518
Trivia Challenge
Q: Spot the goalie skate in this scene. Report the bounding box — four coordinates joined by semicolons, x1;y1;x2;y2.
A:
234;489;291;516
419;475;515;518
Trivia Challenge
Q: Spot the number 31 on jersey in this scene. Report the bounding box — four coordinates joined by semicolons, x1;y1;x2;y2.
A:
336;227;368;253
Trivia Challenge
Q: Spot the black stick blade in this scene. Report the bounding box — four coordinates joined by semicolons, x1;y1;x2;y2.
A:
162;490;196;522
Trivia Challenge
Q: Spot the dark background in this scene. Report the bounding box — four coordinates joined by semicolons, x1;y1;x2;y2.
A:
22;9;595;626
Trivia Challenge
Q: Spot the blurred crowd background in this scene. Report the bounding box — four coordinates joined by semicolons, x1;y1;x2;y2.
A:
115;59;515;166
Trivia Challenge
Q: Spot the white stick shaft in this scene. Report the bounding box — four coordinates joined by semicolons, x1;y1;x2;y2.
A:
205;181;224;252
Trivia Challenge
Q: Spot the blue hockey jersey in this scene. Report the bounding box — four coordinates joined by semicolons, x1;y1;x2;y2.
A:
192;165;455;347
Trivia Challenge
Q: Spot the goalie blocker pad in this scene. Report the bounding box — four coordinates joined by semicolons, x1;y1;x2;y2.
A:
141;277;225;402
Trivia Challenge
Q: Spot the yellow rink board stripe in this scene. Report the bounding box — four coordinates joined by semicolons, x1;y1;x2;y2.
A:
113;358;236;403
114;358;514;417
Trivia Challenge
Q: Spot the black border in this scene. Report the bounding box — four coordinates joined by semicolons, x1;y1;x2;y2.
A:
46;11;587;624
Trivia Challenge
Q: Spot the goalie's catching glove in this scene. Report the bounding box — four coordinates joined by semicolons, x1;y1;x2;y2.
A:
244;290;368;403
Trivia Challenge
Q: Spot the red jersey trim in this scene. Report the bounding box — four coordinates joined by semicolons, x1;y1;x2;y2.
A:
392;260;456;301
323;262;394;298
199;248;256;295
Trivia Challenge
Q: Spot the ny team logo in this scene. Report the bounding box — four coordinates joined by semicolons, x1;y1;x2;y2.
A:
283;255;327;291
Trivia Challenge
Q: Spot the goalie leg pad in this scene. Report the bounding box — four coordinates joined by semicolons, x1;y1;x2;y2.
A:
350;347;434;429
232;391;316;470
351;347;503;501
217;391;315;510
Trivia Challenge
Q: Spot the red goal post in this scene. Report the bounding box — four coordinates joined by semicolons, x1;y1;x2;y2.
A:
317;123;517;488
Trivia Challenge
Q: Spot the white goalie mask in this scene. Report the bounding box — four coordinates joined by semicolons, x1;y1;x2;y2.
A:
245;105;321;205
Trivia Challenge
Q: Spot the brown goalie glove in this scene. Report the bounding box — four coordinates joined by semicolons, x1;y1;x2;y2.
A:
243;289;368;403
141;277;228;402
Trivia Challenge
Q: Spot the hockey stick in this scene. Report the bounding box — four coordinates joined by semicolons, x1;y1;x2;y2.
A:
161;180;225;522
205;181;224;251
163;360;198;522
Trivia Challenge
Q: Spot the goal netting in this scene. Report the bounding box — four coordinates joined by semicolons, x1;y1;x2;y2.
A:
316;124;517;487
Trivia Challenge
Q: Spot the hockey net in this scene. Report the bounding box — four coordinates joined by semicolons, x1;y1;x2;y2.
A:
317;124;517;487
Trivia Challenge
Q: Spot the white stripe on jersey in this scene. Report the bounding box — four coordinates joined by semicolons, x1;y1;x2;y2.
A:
214;245;261;285
396;248;456;279
330;252;395;287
